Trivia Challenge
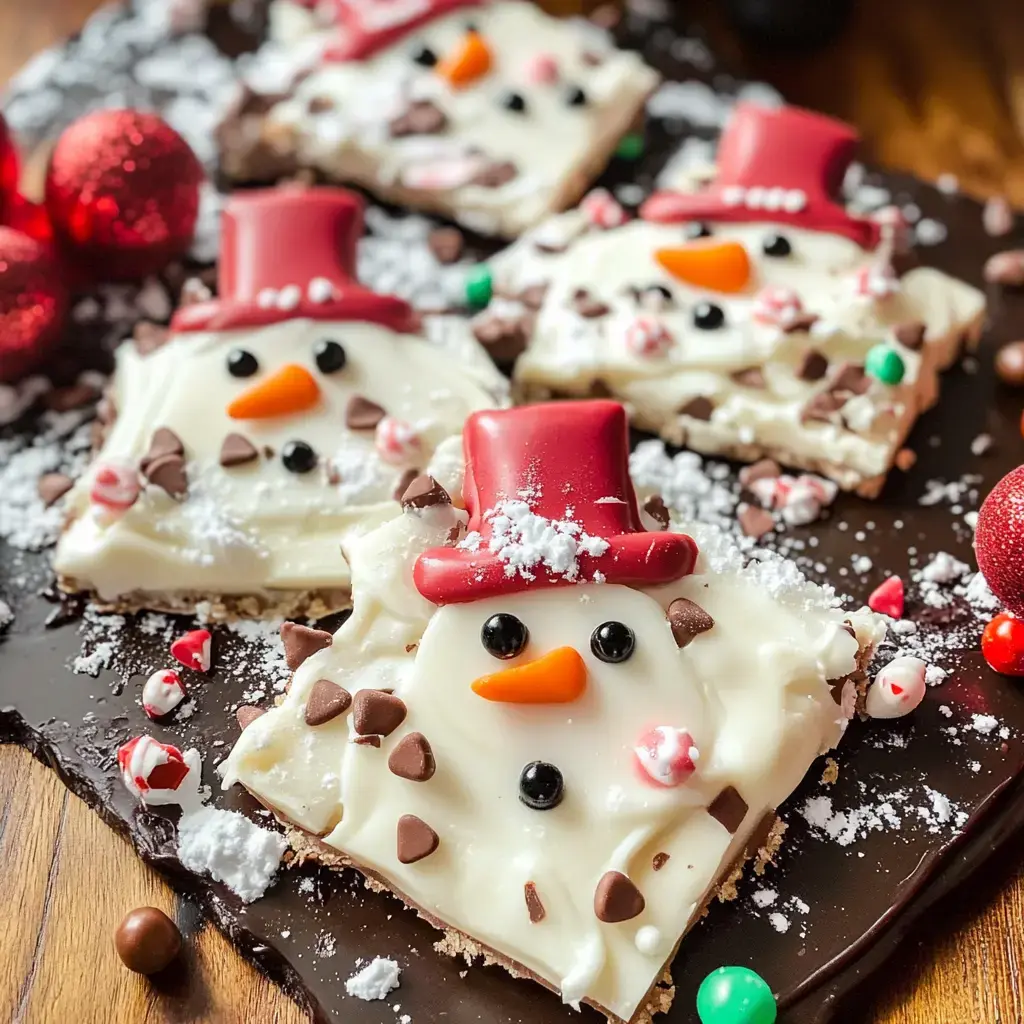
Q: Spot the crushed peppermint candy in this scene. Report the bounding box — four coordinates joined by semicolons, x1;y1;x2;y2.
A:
346;957;402;1001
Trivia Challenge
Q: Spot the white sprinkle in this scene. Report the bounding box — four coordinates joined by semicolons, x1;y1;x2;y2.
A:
768;912;790;933
346;957;402;1001
970;433;993;456
752;888;778;908
971;714;1000;736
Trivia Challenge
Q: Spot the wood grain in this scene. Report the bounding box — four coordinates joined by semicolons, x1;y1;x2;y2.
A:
3;1;1024;1022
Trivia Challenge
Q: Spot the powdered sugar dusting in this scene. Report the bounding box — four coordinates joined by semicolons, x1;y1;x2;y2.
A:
346;957;402;1001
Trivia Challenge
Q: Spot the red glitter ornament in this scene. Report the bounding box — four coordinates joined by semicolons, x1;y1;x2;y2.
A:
981;613;1024;677
0;227;68;383
0;113;20;226
975;465;1024;618
44;109;204;281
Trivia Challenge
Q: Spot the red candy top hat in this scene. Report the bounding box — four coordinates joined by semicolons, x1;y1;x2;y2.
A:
171;186;417;335
414;401;699;605
640;103;880;250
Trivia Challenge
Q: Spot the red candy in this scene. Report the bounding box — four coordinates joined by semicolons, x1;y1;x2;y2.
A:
868;575;904;618
117;736;191;797
975;465;1024;618
170;628;212;672
634;726;697;787
982;613;1024;677
580;188;627;230
624;316;673;358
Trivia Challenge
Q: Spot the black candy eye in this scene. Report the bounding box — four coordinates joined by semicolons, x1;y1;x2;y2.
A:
227;348;259;378
501;91;527;113
693;302;725;330
314;339;347;374
411;44;437;67
762;233;792;258
684;222;712;240
590;621;636;663
519;761;564;810
281;440;318;474
564;85;588;107
481;613;529;660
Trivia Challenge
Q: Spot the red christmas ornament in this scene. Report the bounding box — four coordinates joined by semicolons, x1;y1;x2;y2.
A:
44;109;204;282
0;114;20;226
975;465;1024;618
981;613;1024;677
0;227;68;383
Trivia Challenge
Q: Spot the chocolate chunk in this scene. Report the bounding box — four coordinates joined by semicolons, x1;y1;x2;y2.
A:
738;504;774;539
280;622;333;670
307;95;335;114
400;474;451;510
641;495;670;530
679;396;714;421
389;100;448;137
743;810;778;858
652;852;670;871
984;250;1024;287
114;907;182;975
831;362;871;396
388;732;436;782
304;679;352;727
132;321;171;355
594;870;645;923
345;395;387;430
667;597;715;648
220;432;259;468
397;814;439;864
470;160;518;188
353;735;381;747
796;349;829;382
738;458;781;489
428;227;465;265
38;472;73;507
524;882;546;923
996;341;1024;387
142;427;185;474
236;705;266;730
571;288;610;318
472;314;532;364
730;366;766;389
217;87;300;182
44;382;100;412
781;313;821;335
393;467;420;502
801;390;846;424
352;689;407;737
894;320;926;351
144;454;188;499
517;283;549;310
708;785;749;834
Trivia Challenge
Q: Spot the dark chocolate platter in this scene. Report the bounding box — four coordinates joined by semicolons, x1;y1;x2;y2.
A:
3;2;1024;1023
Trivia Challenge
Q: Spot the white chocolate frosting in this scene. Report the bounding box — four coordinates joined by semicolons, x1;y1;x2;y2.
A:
222;502;878;1021
239;1;659;237
54;317;506;608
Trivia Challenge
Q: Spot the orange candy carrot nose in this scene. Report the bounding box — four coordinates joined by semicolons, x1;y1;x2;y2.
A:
655;240;752;294
472;646;587;704
436;30;493;88
227;363;321;420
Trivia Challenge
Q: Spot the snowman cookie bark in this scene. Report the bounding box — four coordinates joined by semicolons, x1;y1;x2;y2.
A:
54;187;507;616
223;401;878;1022
219;0;658;238
484;104;986;495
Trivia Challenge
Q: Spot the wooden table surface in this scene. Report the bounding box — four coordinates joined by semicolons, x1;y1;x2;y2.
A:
3;1;1024;1021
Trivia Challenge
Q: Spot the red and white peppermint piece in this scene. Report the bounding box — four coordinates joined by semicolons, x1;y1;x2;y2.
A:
852;262;899;300
868;575;904;618
401;155;486;192
375;416;421;465
525;53;559;84
142;669;186;719
749;473;838;526
170;628;212;672
117;735;195;804
89;459;140;516
624;316;673;358
580;188;628;230
865;655;927;719
751;285;804;327
634;726;698;787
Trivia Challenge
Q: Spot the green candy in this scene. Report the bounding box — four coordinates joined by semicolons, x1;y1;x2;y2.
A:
865;344;906;385
465;266;493;309
615;132;645;161
696;966;777;1024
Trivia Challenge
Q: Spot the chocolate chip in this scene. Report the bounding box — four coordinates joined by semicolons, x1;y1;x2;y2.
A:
593;870;645;923
114;907;182;975
397;814;439;864
220;432;259;468
144;454;188;499
730;366;766;389
652;852;670;871
984;250;1024;287
304;679;352;727
392;467;420;502
38;472;73;507
517;283;549;310
470;160;518;188
679;396;714;421
738;458;781;489
831;362;870;396
996;341;1024;386
236;705;266;730
280;622;333;670
737;504;774;539
388;732;436;781
132;321;171;355
667;597;715;648
307;95;335;114
801;390;846;424
893;320;926;351
401;474;451;510
44;382;100;412
796;349;829;382
472;314;532;364
389;100;448;137
354;735;381;747
642;495;670;530
534;240;568;255
345;395;387;430
141;427;185;474
571;288;610;318
352;689;407;737
428;227;465;265
524;882;546;923
708;785;748;834
781;313;820;335
743;810;778;858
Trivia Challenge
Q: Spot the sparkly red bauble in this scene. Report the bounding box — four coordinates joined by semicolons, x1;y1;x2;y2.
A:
44;109;204;282
975;465;1024;618
981;613;1024;677
0;227;68;383
0;113;20;227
